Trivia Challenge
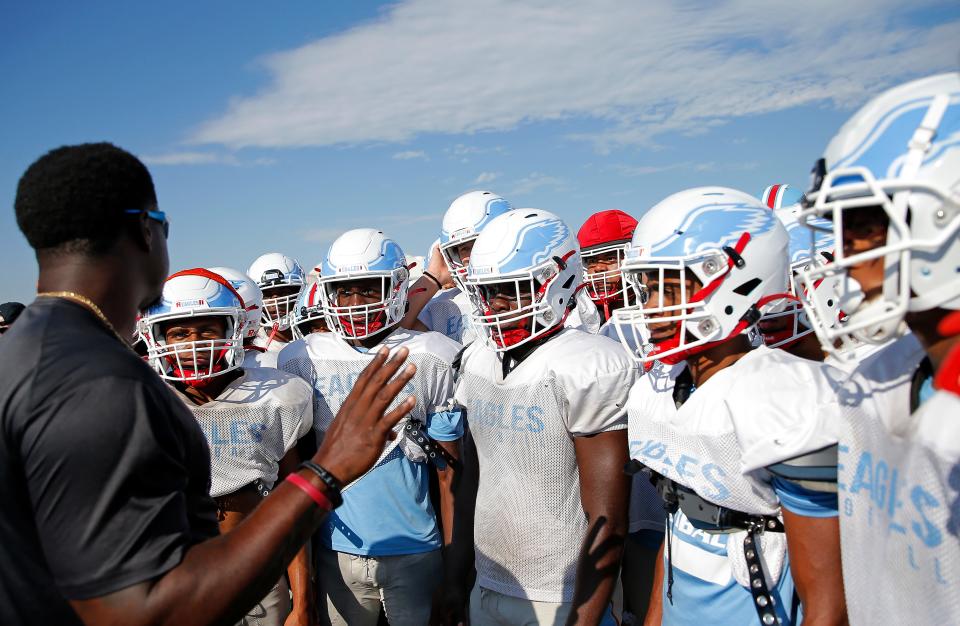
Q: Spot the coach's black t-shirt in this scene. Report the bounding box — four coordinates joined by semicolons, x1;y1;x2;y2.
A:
0;298;219;625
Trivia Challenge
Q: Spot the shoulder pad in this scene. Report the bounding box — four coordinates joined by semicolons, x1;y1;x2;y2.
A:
767;444;838;482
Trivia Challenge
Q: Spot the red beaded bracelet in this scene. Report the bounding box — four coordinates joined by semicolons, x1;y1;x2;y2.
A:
286;473;334;512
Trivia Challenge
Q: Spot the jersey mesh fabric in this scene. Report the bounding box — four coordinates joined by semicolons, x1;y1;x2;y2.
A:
278;328;460;487
626;361;686;533
174;367;312;497
243;347;278;369
831;334;956;624
418;288;476;345
456;328;634;602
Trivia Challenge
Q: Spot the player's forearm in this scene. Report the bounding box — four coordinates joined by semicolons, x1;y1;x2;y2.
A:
567;518;626;626
443;436;477;589
436;445;460;546
641;541;665;626
400;275;439;329
287;544;313;618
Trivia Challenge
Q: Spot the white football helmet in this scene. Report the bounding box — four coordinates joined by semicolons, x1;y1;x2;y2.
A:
140;268;246;385
612;187;790;365
247;253;306;331
208;266;263;341
758;215;839;349
317;229;409;340
464;209;582;352
439;191;513;290
291;281;328;339
760;183;805;213
797;72;960;351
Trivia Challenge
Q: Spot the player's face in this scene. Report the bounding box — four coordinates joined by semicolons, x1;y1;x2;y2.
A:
451;240;475;269
262;284;301;320
333;278;385;323
840;205;888;303
306;317;329;334
640;270;698;343
161;316;228;370
585;250;622;293
481;281;534;329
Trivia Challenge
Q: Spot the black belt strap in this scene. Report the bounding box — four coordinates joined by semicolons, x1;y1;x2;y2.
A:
404;420;459;471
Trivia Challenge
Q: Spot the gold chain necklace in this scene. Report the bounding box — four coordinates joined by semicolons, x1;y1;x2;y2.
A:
36;291;131;347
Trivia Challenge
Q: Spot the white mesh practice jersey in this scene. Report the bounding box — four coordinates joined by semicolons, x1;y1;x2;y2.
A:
174;367;313;497
243;347;278;369
417;288;477;345
455;328;635;602
828;333;954;625
626;360;686;533
631;346;867;516
277;328;461;486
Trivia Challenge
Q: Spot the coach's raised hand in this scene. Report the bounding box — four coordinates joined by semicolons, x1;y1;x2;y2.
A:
69;347;416;626
314;346;417;485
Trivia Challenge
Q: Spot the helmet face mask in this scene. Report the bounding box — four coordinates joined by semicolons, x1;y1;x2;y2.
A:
468;262;566;351
247;253;306;332
794;74;960;354
141;269;246;386
438;236;477;291
582;243;629;309
290;282;329;340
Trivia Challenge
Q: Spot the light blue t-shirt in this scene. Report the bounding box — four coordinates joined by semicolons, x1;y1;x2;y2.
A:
662;511;798;626
320;343;464;556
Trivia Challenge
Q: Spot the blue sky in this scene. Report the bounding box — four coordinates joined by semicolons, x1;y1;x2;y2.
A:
2;0;958;303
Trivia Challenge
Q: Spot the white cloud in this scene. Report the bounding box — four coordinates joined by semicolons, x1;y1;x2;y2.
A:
612;161;758;177
473;171;500;184
507;172;565;196
191;0;959;151
301;227;345;243
392;150;428;160
140;151;275;167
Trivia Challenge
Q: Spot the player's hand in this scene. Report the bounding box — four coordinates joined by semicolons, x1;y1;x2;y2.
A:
313;347;416;485
427;242;453;288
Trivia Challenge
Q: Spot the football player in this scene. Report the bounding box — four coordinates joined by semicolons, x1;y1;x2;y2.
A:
402;191;514;345
615;187;862;625
247;252;306;354
441;209;635;625
795;72;960;624
577;209;662;623
277;229;463;626
141;268;315;626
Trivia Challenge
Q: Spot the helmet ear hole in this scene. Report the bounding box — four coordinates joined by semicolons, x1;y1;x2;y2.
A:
733;278;762;296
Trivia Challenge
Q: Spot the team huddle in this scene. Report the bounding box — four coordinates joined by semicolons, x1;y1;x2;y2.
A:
127;72;959;625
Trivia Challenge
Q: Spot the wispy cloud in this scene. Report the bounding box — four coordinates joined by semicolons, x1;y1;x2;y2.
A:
140;151;276;167
392;150;428;160
473;171;500;184
507;172;565;197
612;161;759;177
191;0;958;151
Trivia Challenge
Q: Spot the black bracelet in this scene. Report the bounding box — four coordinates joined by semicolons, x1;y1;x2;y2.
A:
422;270;442;289
299;461;344;508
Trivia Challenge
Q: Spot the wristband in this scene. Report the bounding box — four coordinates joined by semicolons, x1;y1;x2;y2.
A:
285;473;334;512
423;271;442;290
300;460;344;508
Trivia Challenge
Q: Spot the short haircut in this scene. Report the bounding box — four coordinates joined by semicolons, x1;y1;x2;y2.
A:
14;142;157;255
